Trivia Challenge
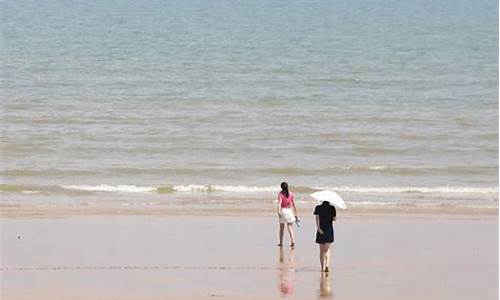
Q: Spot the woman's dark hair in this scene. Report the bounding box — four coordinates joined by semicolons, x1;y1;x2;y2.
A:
280;182;289;198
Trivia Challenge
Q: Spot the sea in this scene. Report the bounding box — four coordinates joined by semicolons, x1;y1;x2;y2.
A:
1;0;498;211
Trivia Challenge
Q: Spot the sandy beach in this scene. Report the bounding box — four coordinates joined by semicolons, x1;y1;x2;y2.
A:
1;212;498;300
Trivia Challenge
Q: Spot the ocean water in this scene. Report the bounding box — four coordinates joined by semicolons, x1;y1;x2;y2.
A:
1;0;498;209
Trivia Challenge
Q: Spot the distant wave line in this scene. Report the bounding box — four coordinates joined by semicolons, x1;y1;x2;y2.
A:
1;165;497;177
1;183;498;195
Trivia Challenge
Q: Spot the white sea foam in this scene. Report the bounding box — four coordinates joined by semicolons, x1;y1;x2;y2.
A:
56;184;498;195
171;185;209;192
368;166;388;170
21;190;40;195
61;185;156;193
172;184;279;193
318;186;499;194
212;185;279;193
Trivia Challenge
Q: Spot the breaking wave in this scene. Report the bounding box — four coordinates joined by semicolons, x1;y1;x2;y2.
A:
1;183;497;195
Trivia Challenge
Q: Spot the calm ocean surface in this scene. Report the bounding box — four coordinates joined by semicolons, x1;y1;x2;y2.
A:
1;0;498;209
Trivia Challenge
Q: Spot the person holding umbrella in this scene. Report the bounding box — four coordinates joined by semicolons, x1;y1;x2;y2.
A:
277;182;297;247
311;191;345;272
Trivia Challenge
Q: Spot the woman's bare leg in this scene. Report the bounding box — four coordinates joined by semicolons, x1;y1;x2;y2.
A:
319;244;325;271
286;223;295;246
324;243;331;271
279;223;285;246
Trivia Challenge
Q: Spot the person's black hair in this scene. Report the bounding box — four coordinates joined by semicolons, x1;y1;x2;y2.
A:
280;182;289;198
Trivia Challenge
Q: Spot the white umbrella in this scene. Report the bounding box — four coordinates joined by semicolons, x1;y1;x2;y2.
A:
310;190;347;209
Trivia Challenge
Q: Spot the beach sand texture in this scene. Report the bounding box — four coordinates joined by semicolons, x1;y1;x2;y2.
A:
1;214;498;300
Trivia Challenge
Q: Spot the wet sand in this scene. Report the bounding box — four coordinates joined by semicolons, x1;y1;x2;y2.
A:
1;201;498;218
1;214;498;300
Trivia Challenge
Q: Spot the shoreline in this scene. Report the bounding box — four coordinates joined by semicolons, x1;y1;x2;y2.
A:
1;204;498;219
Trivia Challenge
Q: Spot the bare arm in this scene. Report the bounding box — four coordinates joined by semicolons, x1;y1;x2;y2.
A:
316;215;324;234
292;202;297;218
277;196;282;216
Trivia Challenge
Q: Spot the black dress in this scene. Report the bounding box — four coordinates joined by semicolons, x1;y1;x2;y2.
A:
314;202;336;244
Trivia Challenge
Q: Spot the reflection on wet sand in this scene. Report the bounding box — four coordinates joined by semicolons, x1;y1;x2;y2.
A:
277;247;295;296
318;272;334;299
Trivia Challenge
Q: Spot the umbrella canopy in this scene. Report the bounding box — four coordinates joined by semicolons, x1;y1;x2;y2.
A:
310;190;347;209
